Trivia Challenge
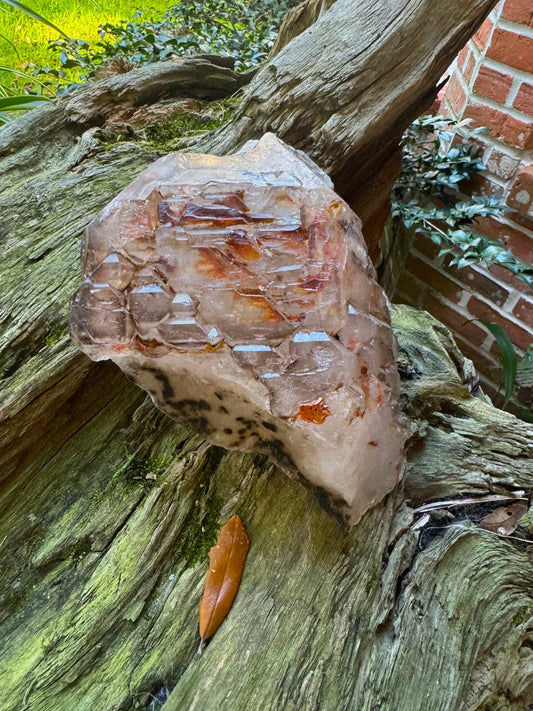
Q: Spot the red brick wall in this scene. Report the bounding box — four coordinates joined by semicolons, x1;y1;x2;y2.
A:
391;0;533;412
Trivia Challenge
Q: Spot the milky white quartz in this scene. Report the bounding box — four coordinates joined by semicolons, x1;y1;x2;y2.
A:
70;133;405;526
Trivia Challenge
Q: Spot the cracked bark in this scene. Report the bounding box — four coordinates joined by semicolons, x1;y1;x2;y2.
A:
1;3;532;710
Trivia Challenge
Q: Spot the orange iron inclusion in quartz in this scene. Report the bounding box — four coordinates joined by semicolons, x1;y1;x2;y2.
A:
70;134;405;526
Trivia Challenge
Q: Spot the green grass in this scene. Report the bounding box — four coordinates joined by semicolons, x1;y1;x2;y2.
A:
0;0;170;90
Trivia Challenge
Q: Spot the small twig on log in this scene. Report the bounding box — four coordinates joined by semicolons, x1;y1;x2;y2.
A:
414;492;528;513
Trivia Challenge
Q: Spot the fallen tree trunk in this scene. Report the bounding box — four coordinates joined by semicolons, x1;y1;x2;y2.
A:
206;0;497;255
1;2;532;709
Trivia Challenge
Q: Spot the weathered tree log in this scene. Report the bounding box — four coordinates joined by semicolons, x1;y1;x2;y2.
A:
268;0;337;57
1;4;532;710
205;0;497;256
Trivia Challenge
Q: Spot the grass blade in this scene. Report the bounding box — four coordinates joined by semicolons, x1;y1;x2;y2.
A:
0;0;69;38
481;320;517;409
0;31;20;58
0;65;51;90
0;93;49;109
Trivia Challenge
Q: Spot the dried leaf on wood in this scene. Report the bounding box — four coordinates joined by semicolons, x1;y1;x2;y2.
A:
478;502;528;536
198;514;250;652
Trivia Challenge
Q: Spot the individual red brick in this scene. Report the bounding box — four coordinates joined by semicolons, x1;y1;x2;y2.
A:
421;292;488;346
444;74;467;115
489;264;532;294
405;255;463;302
461;172;505;198
457;46;469;70
469;215;533;263
472;215;505;241
501;0;533;27
473;65;513;103
506;229;533;263
413;234;440;260
449;264;510;306
486;29;533;73
470;215;521;243
462;102;533;150
489;339;507;362
485;149;520;180
463;53;477;83
475;216;533;262
508;210;533;233
396;272;424;306
513;297;533;326
513;82;533;116
506;165;533;214
472;18;494;50
467;295;533;349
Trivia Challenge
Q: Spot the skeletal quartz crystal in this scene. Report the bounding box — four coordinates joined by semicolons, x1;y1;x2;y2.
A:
70;133;405;526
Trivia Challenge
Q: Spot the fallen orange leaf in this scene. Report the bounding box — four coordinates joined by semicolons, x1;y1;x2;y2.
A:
198;514;250;652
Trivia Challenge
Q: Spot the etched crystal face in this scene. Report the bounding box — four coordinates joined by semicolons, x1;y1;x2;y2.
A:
70;134;405;526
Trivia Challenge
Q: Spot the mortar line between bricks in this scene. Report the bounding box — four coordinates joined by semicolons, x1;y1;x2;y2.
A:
481;332;496;351
469;289;533;331
454;333;500;367
497;18;533;41
469;40;483;64
412;206;533;289
480;143;493;165
458;290;471;308
478;374;506;401
499;214;533;239
454;64;472;95
466;42;484;91
410;247;467;291
503;289;522;312
481;56;533;86
410;247;508;301
434;291;486;324
400;261;492;331
472;134;527;162
466;261;527;296
506;77;522;106
467;94;533;125
406;250;532;343
477;167;508;188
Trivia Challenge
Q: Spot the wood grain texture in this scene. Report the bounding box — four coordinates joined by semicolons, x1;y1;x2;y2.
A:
1;5;531;710
203;0;497;245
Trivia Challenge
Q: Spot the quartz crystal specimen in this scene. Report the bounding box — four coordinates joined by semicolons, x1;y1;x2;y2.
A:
70;133;405;526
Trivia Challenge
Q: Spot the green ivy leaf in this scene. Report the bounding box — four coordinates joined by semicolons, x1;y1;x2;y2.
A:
481;320;517;409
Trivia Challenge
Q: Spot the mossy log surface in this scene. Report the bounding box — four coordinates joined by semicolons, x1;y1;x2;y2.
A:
1;18;532;711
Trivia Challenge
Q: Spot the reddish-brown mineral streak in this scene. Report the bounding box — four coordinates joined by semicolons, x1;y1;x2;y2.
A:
70;134;405;526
